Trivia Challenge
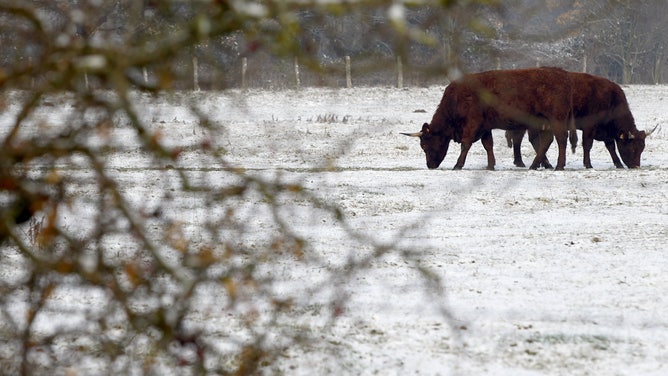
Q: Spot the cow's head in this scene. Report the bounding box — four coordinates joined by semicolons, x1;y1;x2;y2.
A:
401;123;451;169
616;130;646;168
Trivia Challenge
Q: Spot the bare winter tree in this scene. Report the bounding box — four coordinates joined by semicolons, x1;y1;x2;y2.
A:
557;0;668;83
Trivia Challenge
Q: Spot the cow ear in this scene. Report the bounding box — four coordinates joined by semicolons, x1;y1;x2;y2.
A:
638;130;647;140
422;123;431;134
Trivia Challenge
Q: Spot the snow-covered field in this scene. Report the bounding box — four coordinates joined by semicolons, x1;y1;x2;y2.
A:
3;85;668;375
211;86;668;375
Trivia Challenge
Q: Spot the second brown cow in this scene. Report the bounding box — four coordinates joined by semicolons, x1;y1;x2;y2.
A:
507;71;649;169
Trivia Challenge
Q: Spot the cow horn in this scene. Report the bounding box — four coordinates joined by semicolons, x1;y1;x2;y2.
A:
400;131;423;137
646;124;659;136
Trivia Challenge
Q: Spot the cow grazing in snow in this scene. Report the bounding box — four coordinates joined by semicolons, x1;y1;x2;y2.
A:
402;68;573;170
507;71;653;169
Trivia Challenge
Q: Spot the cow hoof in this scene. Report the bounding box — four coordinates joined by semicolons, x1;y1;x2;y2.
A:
514;161;526;168
452;166;463;170
585;165;593;169
487;166;495;171
554;166;565;171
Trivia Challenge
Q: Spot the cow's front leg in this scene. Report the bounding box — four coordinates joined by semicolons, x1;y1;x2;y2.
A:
453;142;472;170
604;139;624;168
480;131;496;170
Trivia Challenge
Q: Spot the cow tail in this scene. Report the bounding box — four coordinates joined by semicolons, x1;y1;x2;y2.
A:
568;110;577;153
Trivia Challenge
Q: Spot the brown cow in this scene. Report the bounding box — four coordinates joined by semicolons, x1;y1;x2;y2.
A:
402;68;573;170
508;71;651;169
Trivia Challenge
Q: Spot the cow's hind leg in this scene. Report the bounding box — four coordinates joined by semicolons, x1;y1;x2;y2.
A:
582;129;595;168
505;130;513;148
553;124;569;170
528;130;553;169
481;131;496;170
528;130;553;170
529;130;554;170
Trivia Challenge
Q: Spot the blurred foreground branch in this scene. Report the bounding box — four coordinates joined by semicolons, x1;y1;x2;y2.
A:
0;1;488;374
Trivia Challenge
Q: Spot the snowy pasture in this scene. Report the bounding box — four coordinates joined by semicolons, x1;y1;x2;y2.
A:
3;85;668;374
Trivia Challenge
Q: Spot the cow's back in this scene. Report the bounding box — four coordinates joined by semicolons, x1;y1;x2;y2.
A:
569;72;636;133
428;68;573;143
468;68;572;124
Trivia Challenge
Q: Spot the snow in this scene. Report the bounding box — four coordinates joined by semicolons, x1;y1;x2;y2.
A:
2;85;667;374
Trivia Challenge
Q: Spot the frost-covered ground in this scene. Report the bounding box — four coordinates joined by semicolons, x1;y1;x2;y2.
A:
4;85;668;375
208;86;668;375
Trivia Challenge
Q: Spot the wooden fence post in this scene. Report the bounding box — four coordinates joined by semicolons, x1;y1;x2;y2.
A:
241;57;248;89
397;56;403;89
345;56;352;88
29;57;35;89
294;56;301;88
193;56;200;91
582;55;587;73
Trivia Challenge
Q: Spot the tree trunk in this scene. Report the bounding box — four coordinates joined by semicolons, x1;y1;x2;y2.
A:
622;62;632;84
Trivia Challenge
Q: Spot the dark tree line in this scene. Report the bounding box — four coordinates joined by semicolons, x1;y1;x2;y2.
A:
2;1;667;89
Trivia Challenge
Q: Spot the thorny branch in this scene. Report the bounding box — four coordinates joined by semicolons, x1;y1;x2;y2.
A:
0;1;465;374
